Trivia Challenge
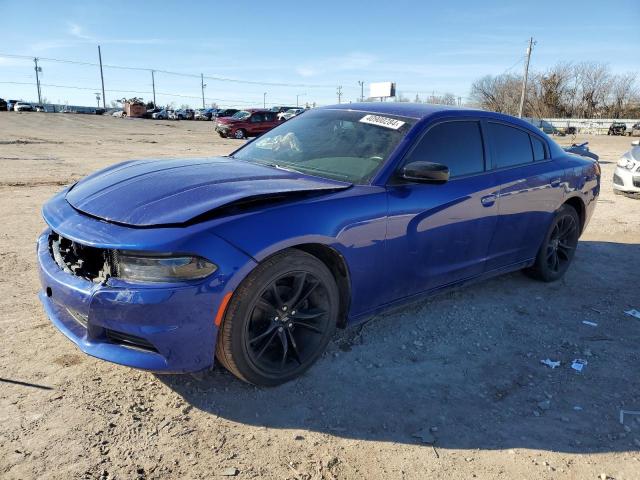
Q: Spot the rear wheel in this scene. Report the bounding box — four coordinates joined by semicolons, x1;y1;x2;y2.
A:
216;250;339;386
526;204;580;282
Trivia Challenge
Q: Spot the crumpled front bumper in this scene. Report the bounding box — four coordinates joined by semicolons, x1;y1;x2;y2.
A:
37;232;224;372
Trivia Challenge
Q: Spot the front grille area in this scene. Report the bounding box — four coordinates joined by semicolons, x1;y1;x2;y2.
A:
105;329;158;352
49;231;114;283
613;173;624;186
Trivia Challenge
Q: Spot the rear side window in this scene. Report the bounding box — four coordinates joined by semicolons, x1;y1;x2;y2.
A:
531;135;547;161
487;122;534;168
405;121;485;177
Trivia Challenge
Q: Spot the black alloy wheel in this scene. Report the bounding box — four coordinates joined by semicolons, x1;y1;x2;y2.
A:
216;249;339;386
527;204;580;282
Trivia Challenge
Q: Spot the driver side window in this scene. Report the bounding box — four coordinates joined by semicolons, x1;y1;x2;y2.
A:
404;121;485;178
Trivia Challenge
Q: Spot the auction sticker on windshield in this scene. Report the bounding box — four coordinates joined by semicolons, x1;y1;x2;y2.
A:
359;114;405;130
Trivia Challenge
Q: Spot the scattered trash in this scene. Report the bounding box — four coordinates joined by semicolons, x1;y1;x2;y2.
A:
619;409;640;425
541;359;561;369
624;309;640;320
411;428;436;444
220;467;239;476
573;405;583;411
571;359;588;372
582;321;598;327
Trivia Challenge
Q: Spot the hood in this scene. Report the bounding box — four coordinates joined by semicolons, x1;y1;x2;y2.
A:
65;157;351;227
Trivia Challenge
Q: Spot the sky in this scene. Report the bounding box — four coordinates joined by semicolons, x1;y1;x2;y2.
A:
0;0;638;108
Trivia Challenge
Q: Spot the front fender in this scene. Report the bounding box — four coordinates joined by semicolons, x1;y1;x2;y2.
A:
211;186;388;318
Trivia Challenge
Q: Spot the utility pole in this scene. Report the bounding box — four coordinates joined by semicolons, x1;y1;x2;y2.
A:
263;92;267;108
151;70;156;106
518;37;535;118
296;93;306;107
337;85;343;104
33;57;42;105
357;81;364;102
94;92;101;108
201;74;206;109
98;46;106;109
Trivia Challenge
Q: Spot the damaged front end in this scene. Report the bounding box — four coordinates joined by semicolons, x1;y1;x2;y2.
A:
37;190;257;373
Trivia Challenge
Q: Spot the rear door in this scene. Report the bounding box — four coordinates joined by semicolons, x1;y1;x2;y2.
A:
385;119;499;301
248;112;266;134
484;121;564;270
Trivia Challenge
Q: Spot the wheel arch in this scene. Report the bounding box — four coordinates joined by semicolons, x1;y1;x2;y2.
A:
291;243;351;328
563;195;586;235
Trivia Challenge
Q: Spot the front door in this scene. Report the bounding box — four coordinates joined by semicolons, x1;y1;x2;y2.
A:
385;119;499;301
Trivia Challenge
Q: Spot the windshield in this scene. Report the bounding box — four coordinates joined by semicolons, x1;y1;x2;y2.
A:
232;109;415;183
232;111;251;120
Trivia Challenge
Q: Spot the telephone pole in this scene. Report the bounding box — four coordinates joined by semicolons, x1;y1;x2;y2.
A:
357;81;364;102
337;85;343;104
201;73;206;109
518;37;535;118
98;46;106;109
263;92;267;108
33;57;42;105
151;70;156;106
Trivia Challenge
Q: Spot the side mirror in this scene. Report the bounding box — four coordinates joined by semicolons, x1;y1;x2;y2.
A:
632;140;640;147
401;161;449;184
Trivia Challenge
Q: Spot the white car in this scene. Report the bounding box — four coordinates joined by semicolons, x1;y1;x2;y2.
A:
14;102;34;112
152;109;168;120
613;140;640;197
112;110;125;118
277;108;304;121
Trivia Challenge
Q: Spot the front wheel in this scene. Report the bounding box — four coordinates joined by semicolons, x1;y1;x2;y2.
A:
216;249;339;386
526;204;580;282
233;129;246;139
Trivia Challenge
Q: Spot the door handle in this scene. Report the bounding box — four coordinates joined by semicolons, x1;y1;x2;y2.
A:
550;178;561;187
481;194;497;207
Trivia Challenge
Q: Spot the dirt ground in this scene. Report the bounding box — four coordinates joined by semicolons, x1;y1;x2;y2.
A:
1;112;639;480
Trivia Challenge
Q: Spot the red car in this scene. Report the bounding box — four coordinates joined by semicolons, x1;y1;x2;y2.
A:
215;109;282;139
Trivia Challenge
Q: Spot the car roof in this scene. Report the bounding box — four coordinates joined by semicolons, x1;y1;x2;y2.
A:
320;102;543;132
321;102;467;119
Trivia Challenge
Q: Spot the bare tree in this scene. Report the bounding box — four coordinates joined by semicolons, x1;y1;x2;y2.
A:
471;63;639;118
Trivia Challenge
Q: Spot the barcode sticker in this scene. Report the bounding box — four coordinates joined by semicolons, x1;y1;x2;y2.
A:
359;114;405;130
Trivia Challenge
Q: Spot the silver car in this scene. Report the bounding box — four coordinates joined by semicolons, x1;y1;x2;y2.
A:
613;140;640;197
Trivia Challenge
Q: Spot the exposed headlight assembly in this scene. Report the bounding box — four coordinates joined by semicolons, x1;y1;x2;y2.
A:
114;252;217;282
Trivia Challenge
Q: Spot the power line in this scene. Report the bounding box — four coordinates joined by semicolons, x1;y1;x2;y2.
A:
0;52;342;89
0;81;293;105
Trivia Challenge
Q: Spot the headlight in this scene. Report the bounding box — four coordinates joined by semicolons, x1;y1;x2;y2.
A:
114;252;217;282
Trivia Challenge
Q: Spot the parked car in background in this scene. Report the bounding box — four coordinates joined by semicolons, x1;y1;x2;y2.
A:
278;108;305;121
613;140;640;198
213;108;239;119
145;107;164;118
630;123;640;137
270;106;296;113
152;109;169;120
37;103;600;385
34;105;46;112
14;102;34;112
215;108;281;139
112;110;125;118
6;99;20;111
0;98;7;111
195;108;217;120
608;122;627;136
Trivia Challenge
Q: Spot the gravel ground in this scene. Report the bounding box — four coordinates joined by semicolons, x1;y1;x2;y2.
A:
1;112;639;480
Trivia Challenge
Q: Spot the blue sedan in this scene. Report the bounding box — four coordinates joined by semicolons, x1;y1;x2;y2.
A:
37;103;600;385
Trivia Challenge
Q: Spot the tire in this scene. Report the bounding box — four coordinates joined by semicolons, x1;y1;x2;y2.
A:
526;204;580;282
233;129;246;139
218;132;227;138
216;249;339;386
